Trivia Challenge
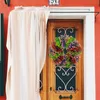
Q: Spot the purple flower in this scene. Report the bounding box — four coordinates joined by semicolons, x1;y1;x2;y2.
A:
75;56;79;62
61;39;66;48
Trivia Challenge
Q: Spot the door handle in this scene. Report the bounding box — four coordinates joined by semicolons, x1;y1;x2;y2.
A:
59;95;73;99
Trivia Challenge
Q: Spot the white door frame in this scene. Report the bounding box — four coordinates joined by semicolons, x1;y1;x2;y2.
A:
49;7;95;100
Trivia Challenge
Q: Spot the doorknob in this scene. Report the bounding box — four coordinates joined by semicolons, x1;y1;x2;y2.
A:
59;95;73;99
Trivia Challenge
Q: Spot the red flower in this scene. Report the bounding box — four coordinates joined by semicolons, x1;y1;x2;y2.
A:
54;59;61;65
58;56;64;61
70;56;76;64
68;46;81;52
51;42;62;53
54;56;64;65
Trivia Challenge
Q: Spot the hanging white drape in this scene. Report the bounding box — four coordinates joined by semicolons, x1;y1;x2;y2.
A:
6;7;50;100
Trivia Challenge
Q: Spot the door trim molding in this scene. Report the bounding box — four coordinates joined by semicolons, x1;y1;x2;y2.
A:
49;7;95;100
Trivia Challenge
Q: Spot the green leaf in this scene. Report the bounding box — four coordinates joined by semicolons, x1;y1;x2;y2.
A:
66;37;75;48
66;61;71;68
55;37;61;48
49;52;63;60
49;54;56;60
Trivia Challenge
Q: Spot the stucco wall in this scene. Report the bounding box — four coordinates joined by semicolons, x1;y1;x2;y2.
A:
0;0;100;100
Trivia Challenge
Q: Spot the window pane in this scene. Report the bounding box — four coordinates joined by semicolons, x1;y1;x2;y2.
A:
55;28;77;92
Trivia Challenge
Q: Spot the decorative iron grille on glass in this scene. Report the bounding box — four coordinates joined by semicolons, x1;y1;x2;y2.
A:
54;28;77;92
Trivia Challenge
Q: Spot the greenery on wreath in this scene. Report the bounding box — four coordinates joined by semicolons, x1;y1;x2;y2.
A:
49;34;82;68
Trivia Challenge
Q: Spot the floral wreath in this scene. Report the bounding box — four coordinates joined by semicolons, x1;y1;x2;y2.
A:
49;34;82;68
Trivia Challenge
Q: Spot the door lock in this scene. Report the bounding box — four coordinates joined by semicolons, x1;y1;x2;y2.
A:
50;87;52;91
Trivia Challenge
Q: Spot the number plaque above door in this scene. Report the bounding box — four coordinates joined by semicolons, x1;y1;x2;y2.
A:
49;0;59;5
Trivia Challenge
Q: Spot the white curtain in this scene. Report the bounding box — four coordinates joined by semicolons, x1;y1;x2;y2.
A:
6;7;50;100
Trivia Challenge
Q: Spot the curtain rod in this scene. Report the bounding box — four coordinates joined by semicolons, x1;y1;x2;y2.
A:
50;11;100;13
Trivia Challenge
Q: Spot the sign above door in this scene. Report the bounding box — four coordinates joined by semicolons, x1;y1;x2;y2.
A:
49;0;60;5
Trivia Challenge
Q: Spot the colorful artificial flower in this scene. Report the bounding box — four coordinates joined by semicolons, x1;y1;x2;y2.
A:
49;34;82;68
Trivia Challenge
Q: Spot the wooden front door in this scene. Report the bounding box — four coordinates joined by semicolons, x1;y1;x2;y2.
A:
40;20;83;100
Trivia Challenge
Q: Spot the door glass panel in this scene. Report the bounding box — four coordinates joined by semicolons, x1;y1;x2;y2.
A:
55;28;77;92
40;72;43;91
